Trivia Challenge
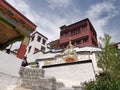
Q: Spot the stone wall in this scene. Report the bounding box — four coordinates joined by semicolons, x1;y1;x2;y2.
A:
19;67;64;90
19;67;44;89
32;77;56;90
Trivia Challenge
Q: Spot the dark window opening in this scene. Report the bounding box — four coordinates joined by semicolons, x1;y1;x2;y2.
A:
19;19;25;24
76;39;81;44
71;30;75;36
83;36;89;43
71;28;81;36
37;36;41;42
28;46;32;53
81;24;87;31
92;38;96;46
7;10;14;17
41;46;45;52
42;39;46;45
0;9;4;14
34;48;39;53
61;31;69;37
76;29;81;34
31;36;35;42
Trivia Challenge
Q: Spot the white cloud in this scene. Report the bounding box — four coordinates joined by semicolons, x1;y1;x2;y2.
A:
35;14;69;41
86;1;119;42
6;0;30;15
87;1;118;19
47;0;71;9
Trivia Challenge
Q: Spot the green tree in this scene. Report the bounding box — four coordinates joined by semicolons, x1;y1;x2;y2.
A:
84;34;120;90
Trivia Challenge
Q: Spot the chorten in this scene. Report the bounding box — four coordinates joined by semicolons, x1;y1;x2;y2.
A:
62;38;78;63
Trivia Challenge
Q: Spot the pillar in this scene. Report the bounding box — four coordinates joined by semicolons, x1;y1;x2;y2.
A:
17;37;29;59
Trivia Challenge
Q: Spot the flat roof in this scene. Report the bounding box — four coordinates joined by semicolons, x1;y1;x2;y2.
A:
31;31;48;40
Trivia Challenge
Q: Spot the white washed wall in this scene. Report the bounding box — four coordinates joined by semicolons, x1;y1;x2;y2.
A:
0;51;22;76
44;62;95;87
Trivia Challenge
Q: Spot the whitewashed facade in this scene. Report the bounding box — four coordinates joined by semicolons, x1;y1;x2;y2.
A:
25;31;48;62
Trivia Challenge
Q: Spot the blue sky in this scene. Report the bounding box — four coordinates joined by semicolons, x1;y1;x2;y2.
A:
6;0;120;44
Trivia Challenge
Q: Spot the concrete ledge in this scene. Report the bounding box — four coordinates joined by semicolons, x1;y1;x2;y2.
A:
43;60;92;68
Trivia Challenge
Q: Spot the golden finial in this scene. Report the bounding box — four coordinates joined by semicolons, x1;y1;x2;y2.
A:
68;37;72;48
62;37;78;63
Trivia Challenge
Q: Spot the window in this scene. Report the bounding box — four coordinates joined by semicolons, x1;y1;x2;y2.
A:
34;48;39;53
37;36;41;42
28;46;32;53
7;10;14;17
81;24;87;31
0;9;4;14
92;38;95;45
76;29;81;34
41;46;45;52
61;31;69;37
19;19;25;24
83;36;89;43
11;18;18;23
71;30;75;36
83;38;88;43
42;39;46;45
31;36;35;42
71;28;81;36
76;39;81;44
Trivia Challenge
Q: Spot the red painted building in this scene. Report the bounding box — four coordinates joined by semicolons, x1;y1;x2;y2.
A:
49;18;98;48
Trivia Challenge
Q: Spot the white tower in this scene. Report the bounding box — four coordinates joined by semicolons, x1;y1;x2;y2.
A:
25;31;48;62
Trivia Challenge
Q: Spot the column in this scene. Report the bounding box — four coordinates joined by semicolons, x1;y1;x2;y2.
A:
17;36;29;59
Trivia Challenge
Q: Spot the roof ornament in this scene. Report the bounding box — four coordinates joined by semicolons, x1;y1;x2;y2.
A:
62;37;78;63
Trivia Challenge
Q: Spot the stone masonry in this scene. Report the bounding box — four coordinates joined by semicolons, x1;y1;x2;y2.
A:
19;67;64;90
